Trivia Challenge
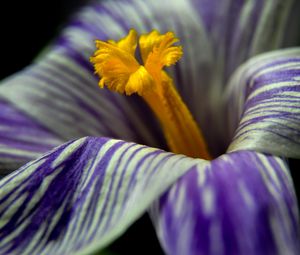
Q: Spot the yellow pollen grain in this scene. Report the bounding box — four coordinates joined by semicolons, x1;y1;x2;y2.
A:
91;29;211;160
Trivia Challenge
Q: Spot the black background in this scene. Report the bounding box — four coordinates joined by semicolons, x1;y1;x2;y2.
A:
0;0;84;79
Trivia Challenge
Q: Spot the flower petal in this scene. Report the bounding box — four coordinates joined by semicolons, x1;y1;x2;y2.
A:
225;48;300;158
0;99;62;175
0;48;164;151
2;0;297;157
56;0;300;155
0;136;205;254
150;150;299;255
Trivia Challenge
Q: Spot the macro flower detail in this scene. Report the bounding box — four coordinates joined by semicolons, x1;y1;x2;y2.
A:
0;1;300;255
91;29;210;159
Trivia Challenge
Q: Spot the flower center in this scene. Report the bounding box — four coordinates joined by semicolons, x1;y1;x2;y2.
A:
91;29;211;159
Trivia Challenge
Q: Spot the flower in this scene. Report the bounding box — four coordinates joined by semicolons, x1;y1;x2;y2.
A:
0;0;300;255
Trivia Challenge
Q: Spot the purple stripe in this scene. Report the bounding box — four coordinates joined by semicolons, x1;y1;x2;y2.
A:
236;127;300;145
0;139;89;252
102;145;144;232
0;136;56;152
82;142;137;237
27;69;118;137
153;151;299;255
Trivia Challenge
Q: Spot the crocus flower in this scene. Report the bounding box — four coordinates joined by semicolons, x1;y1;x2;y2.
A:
0;0;300;254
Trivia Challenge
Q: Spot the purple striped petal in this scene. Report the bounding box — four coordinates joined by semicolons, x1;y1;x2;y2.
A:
0;48;164;151
0;99;62;175
0;136;203;254
151;151;299;255
225;48;300;158
1;1;298;157
54;0;300;155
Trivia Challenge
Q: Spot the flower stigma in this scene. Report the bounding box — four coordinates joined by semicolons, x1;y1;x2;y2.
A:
91;29;211;159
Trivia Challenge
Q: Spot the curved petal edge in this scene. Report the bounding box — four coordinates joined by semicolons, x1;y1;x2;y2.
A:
225;48;300;158
150;150;300;255
0;136;204;255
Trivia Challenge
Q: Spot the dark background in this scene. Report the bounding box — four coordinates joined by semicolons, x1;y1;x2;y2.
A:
0;1;164;254
0;1;299;254
0;0;84;79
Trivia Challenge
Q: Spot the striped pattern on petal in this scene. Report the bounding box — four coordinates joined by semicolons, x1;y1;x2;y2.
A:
150;151;299;255
1;0;298;158
0;48;163;150
0;136;204;255
56;0;300;156
0;99;62;175
225;48;300;158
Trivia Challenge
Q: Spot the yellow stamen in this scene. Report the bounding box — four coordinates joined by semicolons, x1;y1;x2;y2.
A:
91;29;211;159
